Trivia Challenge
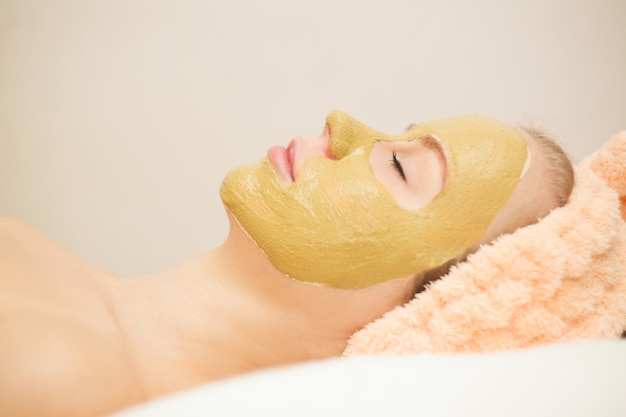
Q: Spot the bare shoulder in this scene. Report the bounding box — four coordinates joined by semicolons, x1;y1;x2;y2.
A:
0;218;144;415
0;216;45;237
0;216;25;229
0;217;74;268
0;216;31;244
0;216;110;304
0;312;144;417
0;216;77;259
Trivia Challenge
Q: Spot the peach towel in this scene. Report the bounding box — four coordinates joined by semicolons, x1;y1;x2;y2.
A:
345;132;626;355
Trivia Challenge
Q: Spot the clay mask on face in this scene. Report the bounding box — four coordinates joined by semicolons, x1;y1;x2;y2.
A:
220;111;529;289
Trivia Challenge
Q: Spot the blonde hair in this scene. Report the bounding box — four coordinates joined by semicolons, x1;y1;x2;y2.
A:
413;127;575;294
519;126;574;207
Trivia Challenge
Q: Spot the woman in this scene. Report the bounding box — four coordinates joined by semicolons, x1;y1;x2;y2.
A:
0;111;574;417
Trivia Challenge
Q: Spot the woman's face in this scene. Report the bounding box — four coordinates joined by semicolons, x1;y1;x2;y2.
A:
221;111;529;288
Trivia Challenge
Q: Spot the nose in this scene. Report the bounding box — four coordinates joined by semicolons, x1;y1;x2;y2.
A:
291;123;337;178
325;110;388;158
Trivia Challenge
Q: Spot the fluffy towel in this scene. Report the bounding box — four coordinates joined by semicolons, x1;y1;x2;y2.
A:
344;132;626;355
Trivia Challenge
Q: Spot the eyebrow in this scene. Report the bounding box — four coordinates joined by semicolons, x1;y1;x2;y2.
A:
420;135;449;188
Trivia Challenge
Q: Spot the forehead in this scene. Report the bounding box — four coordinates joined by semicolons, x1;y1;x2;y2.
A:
326;111;524;149
399;115;521;143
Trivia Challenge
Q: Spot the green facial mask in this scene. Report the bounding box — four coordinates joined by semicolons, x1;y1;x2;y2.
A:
220;111;529;289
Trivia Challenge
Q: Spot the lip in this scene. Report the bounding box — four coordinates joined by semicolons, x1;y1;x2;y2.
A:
267;140;295;185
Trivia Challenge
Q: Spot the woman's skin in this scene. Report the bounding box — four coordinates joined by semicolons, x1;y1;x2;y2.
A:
0;122;553;417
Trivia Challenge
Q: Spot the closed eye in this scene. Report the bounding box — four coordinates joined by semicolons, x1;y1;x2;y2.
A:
391;152;406;180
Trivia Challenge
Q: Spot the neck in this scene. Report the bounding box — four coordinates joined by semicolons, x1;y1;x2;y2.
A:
107;211;414;395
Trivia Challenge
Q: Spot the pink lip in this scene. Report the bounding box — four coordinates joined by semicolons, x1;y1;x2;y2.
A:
267;140;295;185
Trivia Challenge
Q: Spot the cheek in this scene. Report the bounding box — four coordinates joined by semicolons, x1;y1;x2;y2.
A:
264;156;410;288
293;157;384;227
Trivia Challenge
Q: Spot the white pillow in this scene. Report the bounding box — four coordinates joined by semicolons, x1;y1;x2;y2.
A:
110;339;626;417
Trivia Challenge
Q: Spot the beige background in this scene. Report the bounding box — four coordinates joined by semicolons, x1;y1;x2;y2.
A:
1;0;625;276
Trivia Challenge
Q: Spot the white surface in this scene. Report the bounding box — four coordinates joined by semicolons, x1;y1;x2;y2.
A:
1;0;625;275
110;339;626;417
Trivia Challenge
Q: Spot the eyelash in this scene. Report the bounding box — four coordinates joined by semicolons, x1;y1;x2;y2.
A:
391;152;406;181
